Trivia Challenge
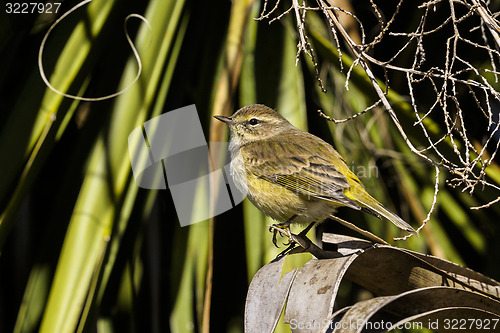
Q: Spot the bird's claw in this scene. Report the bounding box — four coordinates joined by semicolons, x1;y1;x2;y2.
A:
268;221;317;260
268;223;293;248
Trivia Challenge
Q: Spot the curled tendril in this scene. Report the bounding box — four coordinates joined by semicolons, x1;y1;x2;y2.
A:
38;0;152;101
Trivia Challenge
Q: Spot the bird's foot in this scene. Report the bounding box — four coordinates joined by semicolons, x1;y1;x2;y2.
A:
269;222;292;248
269;221;316;259
268;215;298;248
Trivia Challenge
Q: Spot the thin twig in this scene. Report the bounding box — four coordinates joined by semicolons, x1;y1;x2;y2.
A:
330;215;390;245
395;165;440;241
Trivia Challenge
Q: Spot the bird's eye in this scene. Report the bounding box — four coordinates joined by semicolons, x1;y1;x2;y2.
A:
249;118;259;126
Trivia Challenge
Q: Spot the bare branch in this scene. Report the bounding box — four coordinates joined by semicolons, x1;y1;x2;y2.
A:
258;0;500;216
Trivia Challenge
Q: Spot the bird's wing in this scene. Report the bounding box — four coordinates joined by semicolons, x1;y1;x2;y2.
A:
241;137;361;210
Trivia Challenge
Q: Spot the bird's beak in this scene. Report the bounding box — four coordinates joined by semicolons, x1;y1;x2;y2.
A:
213;115;235;125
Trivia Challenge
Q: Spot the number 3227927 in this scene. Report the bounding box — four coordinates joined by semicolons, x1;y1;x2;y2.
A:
6;3;61;14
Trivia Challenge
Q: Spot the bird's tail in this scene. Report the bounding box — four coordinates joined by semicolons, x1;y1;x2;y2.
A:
354;192;417;234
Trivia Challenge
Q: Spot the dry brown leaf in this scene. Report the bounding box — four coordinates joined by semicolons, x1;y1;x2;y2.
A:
245;234;500;333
